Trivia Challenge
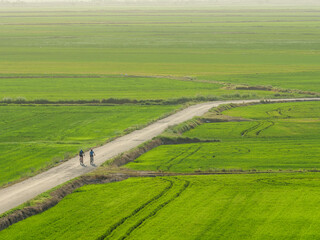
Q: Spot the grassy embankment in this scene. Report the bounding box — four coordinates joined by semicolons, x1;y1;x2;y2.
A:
0;6;320;239
2;174;320;239
0;104;178;186
127;101;320;172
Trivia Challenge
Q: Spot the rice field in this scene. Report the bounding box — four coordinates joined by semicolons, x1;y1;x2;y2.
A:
0;7;319;93
127;101;320;172
0;104;178;186
1;4;320;239
2;174;320;240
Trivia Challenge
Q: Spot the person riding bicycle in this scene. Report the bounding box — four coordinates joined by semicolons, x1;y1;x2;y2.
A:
79;149;84;165
90;149;95;165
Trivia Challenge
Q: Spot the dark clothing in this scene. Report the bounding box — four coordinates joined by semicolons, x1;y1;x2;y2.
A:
90;150;95;164
90;150;94;157
79;150;84;157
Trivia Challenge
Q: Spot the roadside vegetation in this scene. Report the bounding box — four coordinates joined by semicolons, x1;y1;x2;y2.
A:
0;104;178;186
128;101;320;172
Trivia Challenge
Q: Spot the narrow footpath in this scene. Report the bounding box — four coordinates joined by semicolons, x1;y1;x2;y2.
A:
0;98;318;214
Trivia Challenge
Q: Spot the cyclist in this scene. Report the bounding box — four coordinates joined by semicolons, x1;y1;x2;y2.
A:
79;149;84;165
90;149;95;165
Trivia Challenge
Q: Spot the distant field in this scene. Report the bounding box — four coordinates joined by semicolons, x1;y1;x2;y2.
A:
0;7;319;93
3;173;320;239
0;104;178;186
222;100;320;119
0;75;281;101
128;101;320;172
203;71;320;93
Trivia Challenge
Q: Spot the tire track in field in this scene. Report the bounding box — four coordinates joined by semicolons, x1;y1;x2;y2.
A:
232;146;251;154
256;121;275;135
241;121;263;136
241;121;275;136
96;178;174;240
167;146;202;171
266;108;283;117
266;107;291;119
118;178;190;240
242;105;292;137
157;145;194;171
1;98;318;218
97;178;190;240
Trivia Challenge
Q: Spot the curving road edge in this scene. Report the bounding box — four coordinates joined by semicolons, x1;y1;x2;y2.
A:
0;98;319;214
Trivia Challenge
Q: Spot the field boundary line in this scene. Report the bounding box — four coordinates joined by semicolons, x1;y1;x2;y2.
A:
0;98;319;218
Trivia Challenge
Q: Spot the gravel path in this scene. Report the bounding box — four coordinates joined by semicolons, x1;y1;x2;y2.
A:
0;98;318;214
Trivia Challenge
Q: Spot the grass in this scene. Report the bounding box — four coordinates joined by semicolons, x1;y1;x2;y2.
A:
0;74;281;102
222;100;320;119
127;101;320;172
3;173;320;239
0;5;320;238
204;71;320;93
0;7;319;94
0;104;178;186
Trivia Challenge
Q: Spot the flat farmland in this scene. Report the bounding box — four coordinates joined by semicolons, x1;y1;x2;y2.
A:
0;75;277;101
127;101;320;172
0;104;178;186
0;4;320;239
2;174;320;240
0;7;319;93
206;71;320;93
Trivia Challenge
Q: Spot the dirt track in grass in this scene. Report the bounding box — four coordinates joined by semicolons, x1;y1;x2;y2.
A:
0;98;318;215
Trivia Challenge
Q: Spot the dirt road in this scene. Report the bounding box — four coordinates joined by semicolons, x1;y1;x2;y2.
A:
0;98;318;214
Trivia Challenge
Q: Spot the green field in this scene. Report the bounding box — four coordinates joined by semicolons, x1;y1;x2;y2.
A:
1;4;320;239
0;75;279;102
207;71;320;93
0;104;177;186
0;7;319;94
3;173;320;239
127;101;320;172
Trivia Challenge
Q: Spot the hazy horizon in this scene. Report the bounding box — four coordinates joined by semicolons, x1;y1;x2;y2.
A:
1;0;320;6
